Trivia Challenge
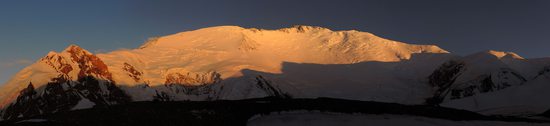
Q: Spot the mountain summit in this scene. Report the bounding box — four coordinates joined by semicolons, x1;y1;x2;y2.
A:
101;25;448;86
487;50;525;59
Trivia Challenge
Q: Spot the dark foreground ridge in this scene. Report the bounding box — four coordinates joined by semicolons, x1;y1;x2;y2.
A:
1;97;547;126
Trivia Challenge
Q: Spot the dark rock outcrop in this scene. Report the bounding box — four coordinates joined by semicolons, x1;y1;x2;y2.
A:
122;62;143;82
1;76;131;120
254;75;291;99
426;60;465;105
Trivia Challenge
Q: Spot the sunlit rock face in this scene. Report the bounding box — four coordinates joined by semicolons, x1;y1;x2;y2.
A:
65;45;113;81
164;71;221;86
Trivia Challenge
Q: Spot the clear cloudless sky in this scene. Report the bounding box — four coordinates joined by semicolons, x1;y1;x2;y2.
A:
1;0;550;84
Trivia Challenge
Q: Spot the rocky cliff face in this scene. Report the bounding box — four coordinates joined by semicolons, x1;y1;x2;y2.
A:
165;71;221;86
65;45;113;81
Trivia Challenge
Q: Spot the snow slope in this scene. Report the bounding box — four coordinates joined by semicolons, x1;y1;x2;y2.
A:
429;50;550;115
95;25;450;103
98;25;448;86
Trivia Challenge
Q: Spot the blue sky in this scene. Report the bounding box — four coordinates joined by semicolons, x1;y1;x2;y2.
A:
1;0;550;84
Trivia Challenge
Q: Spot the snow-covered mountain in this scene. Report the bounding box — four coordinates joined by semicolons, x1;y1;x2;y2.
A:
430;51;550;115
1;25;549;120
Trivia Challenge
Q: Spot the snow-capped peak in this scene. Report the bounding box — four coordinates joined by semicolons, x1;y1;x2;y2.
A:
138;25;339;50
487;50;524;59
277;25;332;33
61;44;94;59
0;44;114;108
135;25;447;55
64;44;84;51
465;50;524;61
98;25;450;86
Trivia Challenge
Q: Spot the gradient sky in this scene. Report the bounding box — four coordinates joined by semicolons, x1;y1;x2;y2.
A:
1;0;549;84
